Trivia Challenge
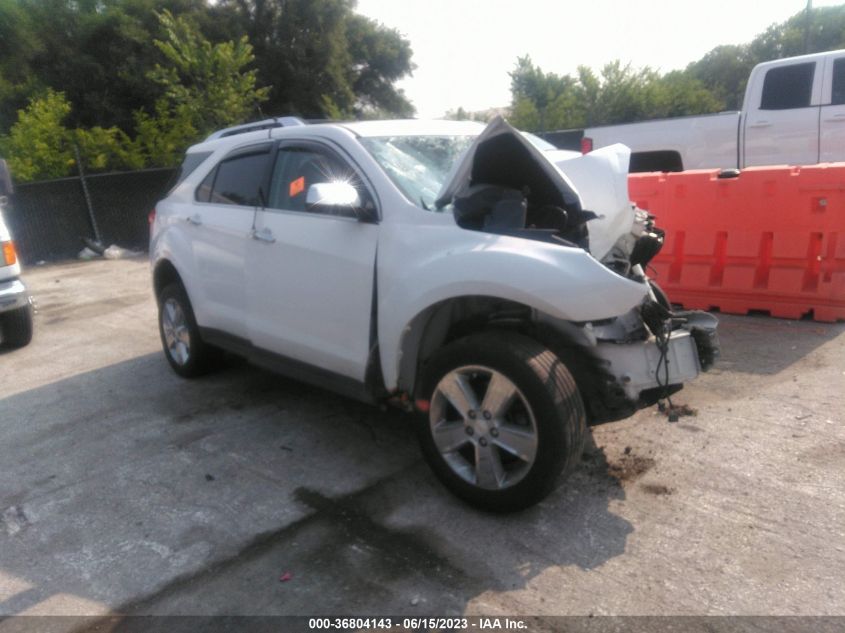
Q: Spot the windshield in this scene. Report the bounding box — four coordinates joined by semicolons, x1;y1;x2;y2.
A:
360;135;475;210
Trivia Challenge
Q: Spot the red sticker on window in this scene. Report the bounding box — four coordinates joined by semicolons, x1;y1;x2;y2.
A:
289;176;305;197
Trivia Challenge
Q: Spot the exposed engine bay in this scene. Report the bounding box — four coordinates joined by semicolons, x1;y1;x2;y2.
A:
435;116;665;281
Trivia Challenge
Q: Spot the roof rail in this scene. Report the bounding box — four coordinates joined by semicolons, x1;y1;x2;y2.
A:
204;116;307;141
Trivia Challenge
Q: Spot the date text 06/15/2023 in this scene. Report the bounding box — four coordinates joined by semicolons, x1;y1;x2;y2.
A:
307;617;529;630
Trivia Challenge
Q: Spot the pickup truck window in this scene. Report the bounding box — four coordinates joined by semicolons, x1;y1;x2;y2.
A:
361;135;474;210
832;58;845;105
760;62;815;110
195;151;272;206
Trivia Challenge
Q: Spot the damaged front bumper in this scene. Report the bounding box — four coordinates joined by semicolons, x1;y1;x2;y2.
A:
592;307;719;403
543;301;719;423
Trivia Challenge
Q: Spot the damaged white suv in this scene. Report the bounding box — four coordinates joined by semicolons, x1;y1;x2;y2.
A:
150;116;718;511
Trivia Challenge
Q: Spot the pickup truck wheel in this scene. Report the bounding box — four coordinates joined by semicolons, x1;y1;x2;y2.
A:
418;332;586;512
1;304;34;349
158;283;219;378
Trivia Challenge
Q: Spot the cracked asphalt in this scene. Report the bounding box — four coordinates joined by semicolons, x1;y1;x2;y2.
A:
1;259;843;625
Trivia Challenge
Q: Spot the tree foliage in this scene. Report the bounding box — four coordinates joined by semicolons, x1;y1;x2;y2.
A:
0;89;73;181
0;0;416;181
147;9;269;136
0;1;415;181
509;57;721;131
216;0;414;118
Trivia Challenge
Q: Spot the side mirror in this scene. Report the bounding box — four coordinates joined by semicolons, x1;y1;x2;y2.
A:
305;182;370;220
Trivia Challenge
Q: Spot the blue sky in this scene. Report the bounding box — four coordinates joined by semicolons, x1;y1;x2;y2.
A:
355;0;842;117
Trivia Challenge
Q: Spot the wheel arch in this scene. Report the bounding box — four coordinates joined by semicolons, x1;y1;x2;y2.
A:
396;295;530;397
152;258;184;304
395;294;633;424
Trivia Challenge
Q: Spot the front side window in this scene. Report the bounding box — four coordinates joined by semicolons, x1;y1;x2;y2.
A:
760;62;815;110
267;146;364;215
195;150;271;206
360;135;475;210
831;58;845;105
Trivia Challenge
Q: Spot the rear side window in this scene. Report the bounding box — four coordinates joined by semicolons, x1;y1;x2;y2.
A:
831;58;845;105
195;149;272;206
174;151;212;187
760;62;815;110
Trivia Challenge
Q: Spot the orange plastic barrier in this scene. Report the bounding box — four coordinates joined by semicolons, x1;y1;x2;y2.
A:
628;165;845;322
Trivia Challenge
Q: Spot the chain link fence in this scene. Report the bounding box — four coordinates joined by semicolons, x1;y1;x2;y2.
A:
4;167;176;264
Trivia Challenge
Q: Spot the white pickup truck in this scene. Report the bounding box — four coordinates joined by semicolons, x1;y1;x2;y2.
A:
552;50;845;171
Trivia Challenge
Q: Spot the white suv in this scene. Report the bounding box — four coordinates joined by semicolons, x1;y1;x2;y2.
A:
0;160;33;350
150;116;718;511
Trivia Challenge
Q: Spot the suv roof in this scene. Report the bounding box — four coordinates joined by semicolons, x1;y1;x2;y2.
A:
203;116;307;141
187;118;489;156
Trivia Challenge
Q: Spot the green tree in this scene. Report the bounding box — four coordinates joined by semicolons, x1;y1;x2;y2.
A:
0;0;42;131
685;45;753;110
147;9;269;137
75;125;145;172
132;99;197;167
0;89;74;181
509;57;722;131
1;0;213;133
0;89;150;182
217;0;414;118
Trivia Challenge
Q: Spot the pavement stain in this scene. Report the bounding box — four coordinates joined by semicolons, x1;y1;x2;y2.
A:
605;453;655;484
105;468;477;618
640;483;675;496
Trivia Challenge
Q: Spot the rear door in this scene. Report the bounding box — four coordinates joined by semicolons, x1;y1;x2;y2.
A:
190;143;273;338
820;54;845;162
743;60;822;167
246;140;379;381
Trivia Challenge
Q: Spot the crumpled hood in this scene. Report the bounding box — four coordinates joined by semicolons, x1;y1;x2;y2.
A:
435;116;583;214
552;144;634;262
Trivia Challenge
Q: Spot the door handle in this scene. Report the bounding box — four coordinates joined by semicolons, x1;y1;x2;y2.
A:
748;120;771;128
824;113;845;122
251;228;275;243
185;214;202;226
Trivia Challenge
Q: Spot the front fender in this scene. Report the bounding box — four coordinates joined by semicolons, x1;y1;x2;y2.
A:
377;222;648;390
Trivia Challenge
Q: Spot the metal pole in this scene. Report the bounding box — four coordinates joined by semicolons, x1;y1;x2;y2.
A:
804;0;813;54
73;143;102;244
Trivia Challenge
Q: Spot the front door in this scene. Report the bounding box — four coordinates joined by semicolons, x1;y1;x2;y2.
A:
246;140;379;382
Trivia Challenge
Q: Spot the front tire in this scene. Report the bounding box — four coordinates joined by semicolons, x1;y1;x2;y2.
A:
157;283;220;378
1;304;33;349
418;332;586;512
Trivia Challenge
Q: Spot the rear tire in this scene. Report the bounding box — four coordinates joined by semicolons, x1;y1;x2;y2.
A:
417;332;586;512
157;283;220;378
1;304;33;349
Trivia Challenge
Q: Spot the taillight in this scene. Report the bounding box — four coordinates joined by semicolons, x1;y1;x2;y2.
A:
2;240;17;266
580;137;593;154
148;208;156;226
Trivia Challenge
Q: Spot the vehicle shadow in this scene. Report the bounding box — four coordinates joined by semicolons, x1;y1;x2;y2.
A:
710;313;845;376
0;352;634;622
